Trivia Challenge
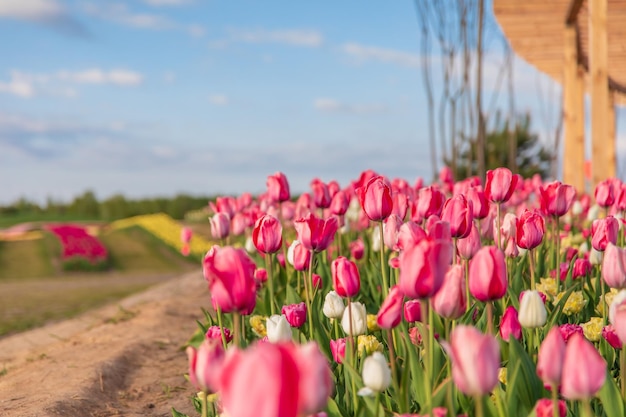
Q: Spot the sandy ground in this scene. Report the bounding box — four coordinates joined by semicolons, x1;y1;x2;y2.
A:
0;271;208;417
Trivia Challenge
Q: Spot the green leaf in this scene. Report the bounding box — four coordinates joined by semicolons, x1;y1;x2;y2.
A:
598;371;625;417
171;407;190;417
506;337;544;415
326;397;346;417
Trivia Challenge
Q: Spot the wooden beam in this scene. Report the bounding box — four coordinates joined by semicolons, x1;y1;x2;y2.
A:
566;0;585;24
589;0;609;188
607;91;616;177
563;25;586;192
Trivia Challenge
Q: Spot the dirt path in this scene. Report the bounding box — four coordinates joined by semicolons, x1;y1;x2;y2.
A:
0;271;209;417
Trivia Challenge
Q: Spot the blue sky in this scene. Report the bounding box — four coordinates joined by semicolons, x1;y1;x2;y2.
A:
0;0;620;204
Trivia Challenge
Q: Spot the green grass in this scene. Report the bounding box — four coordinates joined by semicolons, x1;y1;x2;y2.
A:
100;226;195;272
0;213;101;228
0;239;55;280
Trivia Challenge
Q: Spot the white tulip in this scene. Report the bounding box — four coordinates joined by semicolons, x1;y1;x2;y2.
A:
266;315;292;343
518;290;547;328
323;291;345;319
358;352;391;396
341;301;367;336
371;225;381;252
589;248;603;265
245;236;256;253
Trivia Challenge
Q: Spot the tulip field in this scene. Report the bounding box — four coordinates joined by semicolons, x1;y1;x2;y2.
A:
179;168;626;417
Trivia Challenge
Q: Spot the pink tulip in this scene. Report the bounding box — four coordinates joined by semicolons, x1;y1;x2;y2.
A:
357;175;394;221
392;191;409;220
413;186;445;222
330;190;349;216
602;324;623;349
427;217;451;241
330;338;347;364
468;246;507;302
376;285;404;329
499;306;522;341
253;214;283;254
310;178;331;209
396;221;427;251
561;332;606;400
282;302;307;328
595;178;615;208
442;325;500;396
538;181;576;217
210;212;231;239
206;326;233;343
536;326;566;387
214;196;237;219
591;216;619;251
231;212;250;236
441;195;474;239
516;209;545;250
180;226;192;243
349;238;365;260
267;172;291;203
331;256;360;298
294;343;334;415
403;299;422;322
535;398;566;417
312;273;322;290
572;258;591;279
616;183;626;211
559;323;584;343
398;237;452;299
484;167;520;203
327;180;340;198
288;240;312;271
457;223;481;260
466;187;489;219
602;243;626;288
203;246;257;314
432;264;466;320
383;214;403;250
186;339;225;393
294;213;338;252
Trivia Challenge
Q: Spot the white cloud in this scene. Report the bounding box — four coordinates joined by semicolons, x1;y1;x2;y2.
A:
341;42;421;68
313;98;387;114
209;94;229;106
234;29;323;47
0;68;143;98
83;2;204;36
0;0;62;21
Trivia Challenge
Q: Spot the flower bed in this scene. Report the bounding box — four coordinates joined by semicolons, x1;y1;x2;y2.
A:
46;224;108;270
109;213;212;258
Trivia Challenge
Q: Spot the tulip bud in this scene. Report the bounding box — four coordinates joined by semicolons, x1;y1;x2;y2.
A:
396;221;427;251
341;301;367;336
287;240;311;271
294;213;338;252
266;315;292;343
432;264;466;320
591;216;619;251
310;178;331;209
469;246;508;302
602;243;626;288
323;291;345;319
331;256;361;298
403;299;422;322
595;179;615;208
357;175;394;221
210;212;230;239
359;352;392;396
376;285;404;329
266;171;290;203
485;167;520;203
537;326;566;387
252;214;283;254
561;333;606;400
330;338;347;364
205;326;233;344
441;195;474;238
518;290;547;328
186;339;225;393
516;209;545;250
535;398;567;417
457;223;481;260
538;181;576;218
499;306;522;341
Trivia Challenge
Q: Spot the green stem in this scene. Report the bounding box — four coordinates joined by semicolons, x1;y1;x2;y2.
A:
216;306;227;349
529;248;536;291
551;384;559;417
494;388;507;417
581;399;593;417
486;301;494;335
554;218;560;295
475;395;484;417
266;253;276;315
233;312;241;347
601;271;608;326
387;328;398;386
622;345;626;400
201;391;209;417
374;392;381;417
420;299;432;414
496;203;502;250
379;222;389;298
334;318;340;341
305;252;315;340
464;259;471;313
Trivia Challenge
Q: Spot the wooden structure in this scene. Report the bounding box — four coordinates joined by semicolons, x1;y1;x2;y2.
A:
493;0;626;191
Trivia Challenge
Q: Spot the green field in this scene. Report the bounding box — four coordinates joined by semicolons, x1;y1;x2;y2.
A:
0;225;198;337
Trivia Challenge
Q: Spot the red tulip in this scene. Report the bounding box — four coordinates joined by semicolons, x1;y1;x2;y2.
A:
536;326;566;387
398;237;452;299
602;243;626;288
357;175;394;221
186;339;225;393
442;325;500;396
203;246;257;314
310;178;331;209
516;209;545;250
432;264;466;319
331;256;360;298
572;258;591;279
499;306;522;341
376;285;404;329
561;332;606;400
538;181;576;217
595;178;615;208
267;172;291;203
468;246;507;302
294;213;338;252
210;212;231;239
457;223;481;260
403;299;422;322
252;214;283;254
441;195;474;238
484;167;520;203
591;216;619;251
535;398;566;417
282;302;307;328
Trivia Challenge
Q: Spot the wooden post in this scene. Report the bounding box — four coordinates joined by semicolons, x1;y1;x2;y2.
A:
562;24;586;192
589;0;609;188
607;90;616;178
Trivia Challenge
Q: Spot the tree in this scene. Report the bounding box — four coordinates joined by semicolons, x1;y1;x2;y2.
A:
448;112;553;180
